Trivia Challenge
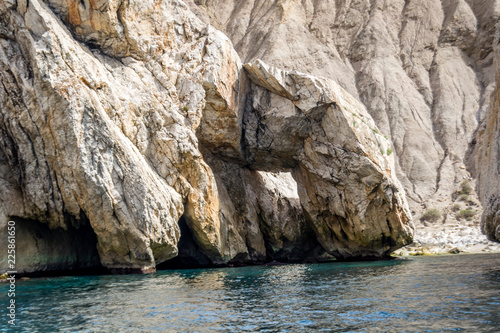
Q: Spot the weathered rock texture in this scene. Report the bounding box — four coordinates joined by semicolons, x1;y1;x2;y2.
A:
0;0;412;273
1;0;243;273
242;60;412;258
470;24;500;242
191;0;499;225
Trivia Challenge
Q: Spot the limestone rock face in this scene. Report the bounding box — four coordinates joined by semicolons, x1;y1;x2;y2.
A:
242;60;413;258
0;0;238;272
0;0;412;273
470;25;500;242
202;155;320;264
191;0;498;222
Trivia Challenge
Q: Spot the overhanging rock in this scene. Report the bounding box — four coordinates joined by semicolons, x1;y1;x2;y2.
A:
240;60;414;258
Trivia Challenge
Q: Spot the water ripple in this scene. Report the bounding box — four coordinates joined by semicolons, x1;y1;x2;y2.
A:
1;254;499;332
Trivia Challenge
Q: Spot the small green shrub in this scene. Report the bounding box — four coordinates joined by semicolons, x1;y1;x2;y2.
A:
372;128;380;134
183;106;189;112
387;148;393;155
460;181;472;195
421;208;441;222
353;120;357;127
458;194;469;201
457;209;476;221
451;204;461;212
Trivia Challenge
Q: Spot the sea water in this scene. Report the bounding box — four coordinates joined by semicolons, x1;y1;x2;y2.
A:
1;253;499;332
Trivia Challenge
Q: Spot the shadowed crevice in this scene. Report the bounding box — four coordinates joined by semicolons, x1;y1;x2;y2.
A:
156;215;213;270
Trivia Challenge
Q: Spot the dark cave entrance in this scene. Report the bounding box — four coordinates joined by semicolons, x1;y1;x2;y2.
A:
3;215;107;277
156;215;213;270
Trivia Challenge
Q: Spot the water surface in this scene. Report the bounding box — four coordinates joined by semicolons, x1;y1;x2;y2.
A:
1;253;499;332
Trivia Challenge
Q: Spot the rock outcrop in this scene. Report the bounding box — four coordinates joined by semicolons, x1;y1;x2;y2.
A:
190;0;499;227
469;24;500;242
1;0;244;273
242;60;412;258
0;0;412;273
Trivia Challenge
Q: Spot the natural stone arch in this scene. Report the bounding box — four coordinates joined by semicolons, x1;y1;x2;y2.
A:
238;60;414;258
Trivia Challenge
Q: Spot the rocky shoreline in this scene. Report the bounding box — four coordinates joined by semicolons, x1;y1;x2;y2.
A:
394;223;500;256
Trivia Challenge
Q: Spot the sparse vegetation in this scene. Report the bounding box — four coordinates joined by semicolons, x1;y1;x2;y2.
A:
451;204;461;212
460;180;472;195
458;194;469;201
183;106;189;112
386;148;393;155
421;208;441;222
466;199;477;207
372;128;380;134
353;120;357;127
456;209;476;221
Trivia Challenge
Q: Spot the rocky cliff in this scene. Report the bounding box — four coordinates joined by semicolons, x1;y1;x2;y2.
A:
470;23;500;243
190;0;497;217
2;0;499;275
189;0;500;250
0;0;413;274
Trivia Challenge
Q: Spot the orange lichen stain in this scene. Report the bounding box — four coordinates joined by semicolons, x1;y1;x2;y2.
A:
53;77;80;100
68;1;82;26
89;0;100;32
385;168;392;177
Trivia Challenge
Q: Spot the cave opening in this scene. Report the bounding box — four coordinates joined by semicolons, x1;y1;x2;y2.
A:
156;215;213;270
1;214;107;277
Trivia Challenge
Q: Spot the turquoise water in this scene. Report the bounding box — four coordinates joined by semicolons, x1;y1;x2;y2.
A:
1;253;499;332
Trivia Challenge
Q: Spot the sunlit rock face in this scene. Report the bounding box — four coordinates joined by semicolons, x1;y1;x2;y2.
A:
190;0;500;235
241;60;413;258
0;0;412;274
0;0;238;273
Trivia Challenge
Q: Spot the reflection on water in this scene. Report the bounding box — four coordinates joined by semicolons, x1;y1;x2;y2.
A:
1;253;499;332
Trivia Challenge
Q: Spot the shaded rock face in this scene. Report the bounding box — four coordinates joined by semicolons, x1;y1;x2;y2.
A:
156;215;212;269
0;0;412;273
469;25;500;242
0;217;102;275
191;0;499;220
